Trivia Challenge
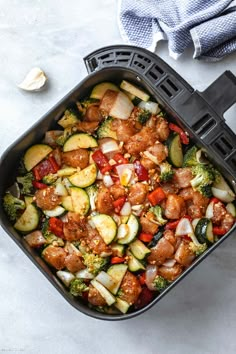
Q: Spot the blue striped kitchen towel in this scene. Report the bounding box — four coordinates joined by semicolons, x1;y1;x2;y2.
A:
118;0;236;60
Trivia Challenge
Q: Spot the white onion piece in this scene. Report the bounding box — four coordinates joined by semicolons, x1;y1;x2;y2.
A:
103;174;114;187
138;100;160;115
100;139;119;154
192;218;200;230
57;271;75;287
145;264;158;291
109;91;134;120
162;259;176;268
96;170;103;180
55;182;68;196
113;214;121;225
65;242;82;256
116;164;134;186
175;217;194;236
60;213;68;222
120;202;131;216
211;187;235;203
76;268;94;279
116;224;130;239
95;271;117;291
143;151;159;165
205;201;214;219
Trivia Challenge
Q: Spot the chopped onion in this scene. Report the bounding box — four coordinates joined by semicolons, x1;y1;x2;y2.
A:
95;271;117;291
57;271;75;287
64;242;82;256
60;213;68;222
55;182;68;196
44;130;63;146
143;151;159;165
192;218;201;230
211;187;235;203
162;259;176;268
120;202;131;216
103;174;114;187
96;170;103;180
76;268;94;280
116;223;130;239
116;164;134;186
145;265;158;291
138;100;160;115
205;201;214;219
109;91;134;120
100;139;119;154
175;217;194;236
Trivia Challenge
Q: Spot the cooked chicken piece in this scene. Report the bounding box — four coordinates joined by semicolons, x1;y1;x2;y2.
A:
95;185;114;215
63;214;88;242
164;194;186;219
84;104;103;122
161;181;179;195
140;156;156;170
65;253;85;273
88;284;107;307
125;127;157;155
163;229;176;246
76;121;99;133
109;184;126;200
147;237;175;265
112;119;137;143
179;187;209;218
119;271;142;305
43;245;67;270
173;168;193;189
140;214;159;235
86;226;112;256
128;182;148;205
62;148;89;169
158;263;183;281
35;186;62;210
174;240;195;266
147;142;168;164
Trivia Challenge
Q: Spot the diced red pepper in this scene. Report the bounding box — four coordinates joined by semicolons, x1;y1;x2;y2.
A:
210;197;220;204
138;272;146;286
92;149;112;174
148;187;166;206
213;227;227;236
110;256;126;264
183;235;192;241
139;232;154;243
134;160;149;181
32;181;48;189
113;153;129;165
169;123;189;145
48;217;64;238
33;156;59;181
165;220;180;230
113;196;126;214
183;214;192;221
134;286;154;310
82;291;89;301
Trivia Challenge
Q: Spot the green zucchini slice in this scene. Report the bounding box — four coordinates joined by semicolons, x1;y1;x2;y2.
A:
166;132;183;167
107;264;128;294
127;251;145;272
129;239;151;260
90;82;119;100
120;80;150;102
117;214;140;245
63;133;98;151
24;144;52;171
43;206;65;217
91;214;117;244
14;204;39;232
70;187;90;215
195;218;214;244
68;163;97;188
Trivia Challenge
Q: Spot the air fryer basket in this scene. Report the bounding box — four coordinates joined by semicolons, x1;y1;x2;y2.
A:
0;45;236;321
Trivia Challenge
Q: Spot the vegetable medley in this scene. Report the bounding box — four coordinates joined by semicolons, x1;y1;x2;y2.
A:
3;80;236;315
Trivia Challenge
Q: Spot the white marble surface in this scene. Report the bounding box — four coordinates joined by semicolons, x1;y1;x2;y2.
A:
0;1;236;353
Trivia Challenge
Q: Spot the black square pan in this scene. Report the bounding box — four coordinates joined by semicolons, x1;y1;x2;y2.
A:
0;45;236;320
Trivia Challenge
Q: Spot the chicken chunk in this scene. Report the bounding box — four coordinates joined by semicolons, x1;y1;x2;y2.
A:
119;271;142;305
84;104;103;122
43;245;66;270
35;186;62;210
109;184;126;200
125;127;157;155
95;185;114;215
173;168;193;189
164;194;186;220
174;240;195;266
86;226;112;256
65;253;85;273
140;214;159;235
63;214;88;242
147;142;168;164
128;182;148;205
147;237;175;265
112;119;138;143
158;263;183;281
88;284;107;307
62;149;89;169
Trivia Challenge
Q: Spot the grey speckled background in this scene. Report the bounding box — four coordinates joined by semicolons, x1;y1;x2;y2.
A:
0;1;235;353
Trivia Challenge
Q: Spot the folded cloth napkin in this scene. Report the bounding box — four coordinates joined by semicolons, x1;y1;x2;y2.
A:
118;0;236;60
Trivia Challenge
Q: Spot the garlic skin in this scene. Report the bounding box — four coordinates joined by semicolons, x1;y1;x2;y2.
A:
18;67;47;91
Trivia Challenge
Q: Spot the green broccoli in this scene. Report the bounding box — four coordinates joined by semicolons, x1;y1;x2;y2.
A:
42;173;58;185
190;164;218;197
16;172;34;195
149;205;167;225
55;126;75;146
86;184;98;211
69;278;89;297
137;109;151;125
3;192;25;222
183;146;199;167
159;161;174;182
42;220;64;246
97;117;117;140
153;275;169;292
76;98;99;116
83;253;109;275
189;241;207;256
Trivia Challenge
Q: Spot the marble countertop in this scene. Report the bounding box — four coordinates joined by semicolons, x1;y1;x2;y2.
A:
0;1;235;353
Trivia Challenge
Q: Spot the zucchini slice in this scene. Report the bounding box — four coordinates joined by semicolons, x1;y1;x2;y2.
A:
63;133;98;152
129;239;151;260
24;144;52;171
107;264;128;294
127;250;145;272
14;204;39;232
114;298;130;314
57;167;77;177
91;214;117;244
110;243;125;257
117;214;140;244
90;82;119;100
61;195;74;211
90;279;116;306
70;187;90;215
68;163;97;188
120;80;150;102
195;218;214;244
166;132;183;167
43;206;65;217
24;195;34;206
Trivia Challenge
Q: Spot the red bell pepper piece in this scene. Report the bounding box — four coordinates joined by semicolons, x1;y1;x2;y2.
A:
165;220;180;230
134;160;149;181
48;217;64;238
32;181;48;189
113;196;126;214
113;153;129;165
138;272;146;286
134;287;154;310
213;227;227;236
110;256;126;264
139;232;154;243
33;156;59;181
92;149;112;174
148;187;166;206
210;197;220;204
169;123;189;145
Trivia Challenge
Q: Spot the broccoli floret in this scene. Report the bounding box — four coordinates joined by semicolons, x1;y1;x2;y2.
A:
42;220;64;246
42;173;58;185
183;146;199;167
190;164;218;196
153;275;169;292
69;278;89;297
55;126;75;146
83;253;109;275
86;184;98;211
138;109;151;125
149;205;167;225
3;192;25;222
16;172;34;195
159;161;174;182
198;184;213;198
76;98;100;116
97;117;117;140
189;241;207;256
57;109;80;129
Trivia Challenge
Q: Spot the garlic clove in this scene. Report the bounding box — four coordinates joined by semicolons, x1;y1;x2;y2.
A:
18;67;47;91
